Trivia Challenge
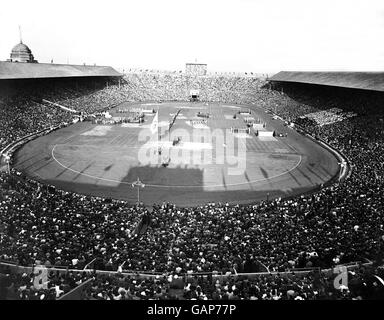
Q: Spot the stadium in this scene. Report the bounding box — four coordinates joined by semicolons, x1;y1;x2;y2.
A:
1;4;384;302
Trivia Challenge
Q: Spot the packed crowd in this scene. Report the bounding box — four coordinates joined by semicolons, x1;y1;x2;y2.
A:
300;108;356;127
44;73;267;110
0;171;146;268
82;263;384;300
0;97;72;150
1;74;384;300
3;174;383;274
108;73;265;104
0;264;91;300
0;73;271;118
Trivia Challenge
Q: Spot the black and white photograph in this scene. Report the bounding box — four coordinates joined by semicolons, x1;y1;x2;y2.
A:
0;0;383;311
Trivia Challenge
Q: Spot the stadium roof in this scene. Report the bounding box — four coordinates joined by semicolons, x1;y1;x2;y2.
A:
0;61;122;80
269;71;384;92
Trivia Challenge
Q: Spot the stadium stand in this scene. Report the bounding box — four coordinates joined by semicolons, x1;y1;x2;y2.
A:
1;71;384;300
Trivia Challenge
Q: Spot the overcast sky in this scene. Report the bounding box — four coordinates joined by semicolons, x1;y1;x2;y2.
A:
1;0;383;73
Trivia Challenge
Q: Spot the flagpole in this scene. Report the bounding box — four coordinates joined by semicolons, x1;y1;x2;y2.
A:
137;182;140;203
157;107;160;143
151;108;160;154
132;177;145;204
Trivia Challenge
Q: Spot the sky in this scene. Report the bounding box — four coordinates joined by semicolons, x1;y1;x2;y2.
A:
0;0;384;73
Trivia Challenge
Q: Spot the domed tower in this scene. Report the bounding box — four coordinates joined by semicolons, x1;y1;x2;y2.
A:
7;27;38;63
9;42;38;63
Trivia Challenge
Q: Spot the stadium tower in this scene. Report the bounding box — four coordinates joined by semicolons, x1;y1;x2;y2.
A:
7;27;38;63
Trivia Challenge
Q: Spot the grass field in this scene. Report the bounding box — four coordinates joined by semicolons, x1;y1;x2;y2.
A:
14;101;340;206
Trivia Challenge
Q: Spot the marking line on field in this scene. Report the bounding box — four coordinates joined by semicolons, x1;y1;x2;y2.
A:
51;144;302;188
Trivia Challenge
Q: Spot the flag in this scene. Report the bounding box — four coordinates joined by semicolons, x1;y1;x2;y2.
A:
151;111;159;134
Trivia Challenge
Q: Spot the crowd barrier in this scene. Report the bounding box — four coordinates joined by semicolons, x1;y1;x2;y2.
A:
0;258;372;280
41;99;78;113
0;258;373;300
239;109;251;114
257;131;275;137
0;125;63;169
190;119;207;125
296;124;352;182
243;117;255;124
230;127;250;134
252;123;265;130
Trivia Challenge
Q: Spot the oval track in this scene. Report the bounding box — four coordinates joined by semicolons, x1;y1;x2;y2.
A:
13;101;340;206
